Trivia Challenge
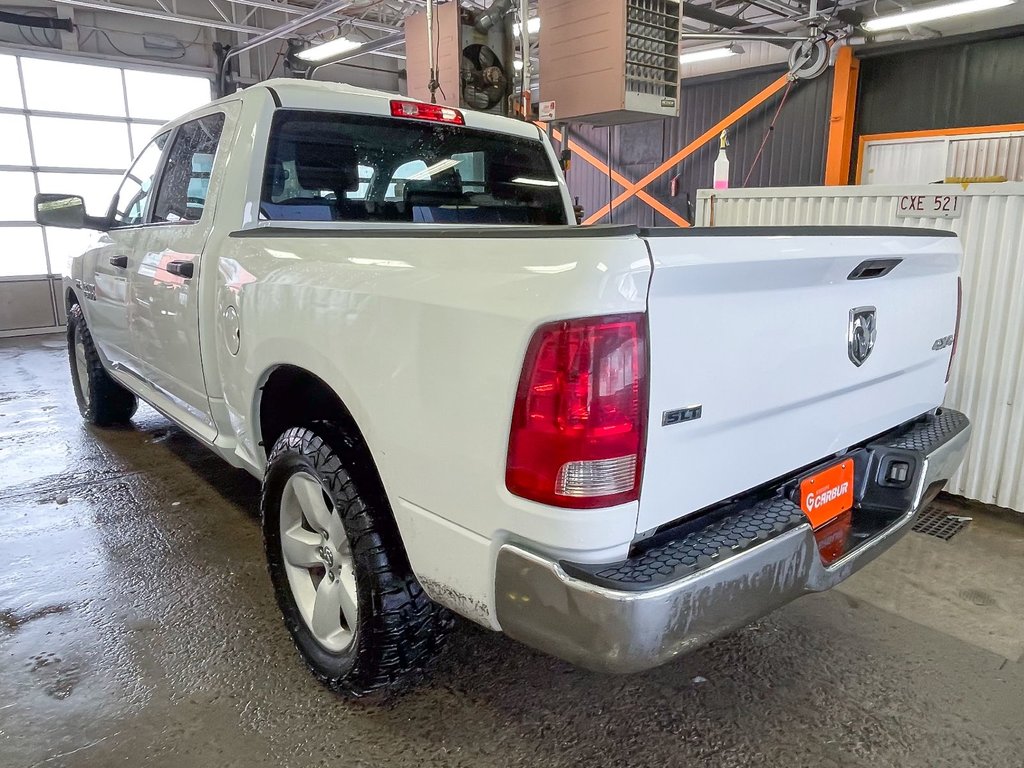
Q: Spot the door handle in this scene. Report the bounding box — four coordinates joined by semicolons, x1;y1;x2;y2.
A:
109;255;128;268
166;260;194;279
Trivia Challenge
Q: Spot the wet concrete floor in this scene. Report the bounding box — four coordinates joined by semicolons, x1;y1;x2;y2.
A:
1;334;1022;767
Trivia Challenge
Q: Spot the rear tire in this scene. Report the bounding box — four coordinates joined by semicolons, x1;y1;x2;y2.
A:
261;425;452;697
67;303;138;426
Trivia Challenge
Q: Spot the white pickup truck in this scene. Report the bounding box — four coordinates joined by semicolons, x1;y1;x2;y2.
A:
37;79;971;697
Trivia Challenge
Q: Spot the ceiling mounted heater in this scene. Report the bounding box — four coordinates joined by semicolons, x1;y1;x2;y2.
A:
538;0;681;125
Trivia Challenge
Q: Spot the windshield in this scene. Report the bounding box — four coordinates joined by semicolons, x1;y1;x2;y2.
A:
260;109;568;225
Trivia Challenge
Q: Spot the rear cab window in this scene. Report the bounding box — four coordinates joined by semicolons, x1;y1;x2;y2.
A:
260;109;567;225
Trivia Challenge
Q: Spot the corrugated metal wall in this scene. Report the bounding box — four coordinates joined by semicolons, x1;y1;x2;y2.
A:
861;133;1024;185
695;183;1024;513
860;138;948;185
554;65;834;226
948;134;1024;181
852;30;1024;182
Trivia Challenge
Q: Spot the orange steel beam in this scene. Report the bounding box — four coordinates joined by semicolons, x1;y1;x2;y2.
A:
825;46;860;185
583;73;791;225
548;127;690;227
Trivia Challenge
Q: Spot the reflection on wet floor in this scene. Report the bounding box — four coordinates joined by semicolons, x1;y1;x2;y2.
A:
1;334;1022;768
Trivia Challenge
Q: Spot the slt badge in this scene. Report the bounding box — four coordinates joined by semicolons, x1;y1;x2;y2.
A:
848;306;877;367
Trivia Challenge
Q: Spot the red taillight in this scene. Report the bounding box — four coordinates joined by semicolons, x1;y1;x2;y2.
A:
946;276;962;383
506;314;648;509
389;99;465;125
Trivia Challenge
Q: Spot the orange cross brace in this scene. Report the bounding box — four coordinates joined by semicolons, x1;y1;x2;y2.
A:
583;74;791;225
544;126;690;228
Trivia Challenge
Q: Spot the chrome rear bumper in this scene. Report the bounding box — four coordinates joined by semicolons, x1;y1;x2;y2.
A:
494;409;971;673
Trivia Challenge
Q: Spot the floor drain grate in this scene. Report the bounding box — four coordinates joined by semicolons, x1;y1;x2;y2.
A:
912;507;972;540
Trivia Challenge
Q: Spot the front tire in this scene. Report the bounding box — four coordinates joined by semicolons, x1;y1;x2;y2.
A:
261;425;452;697
67;303;138;426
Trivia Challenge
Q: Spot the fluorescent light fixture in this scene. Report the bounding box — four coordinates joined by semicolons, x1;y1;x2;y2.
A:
512;17;541;37
863;0;1014;31
679;44;742;64
406;158;461;180
512;176;559;187
295;36;361;62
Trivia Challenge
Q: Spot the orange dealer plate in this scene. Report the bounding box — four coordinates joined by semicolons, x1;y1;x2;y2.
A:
800;460;855;529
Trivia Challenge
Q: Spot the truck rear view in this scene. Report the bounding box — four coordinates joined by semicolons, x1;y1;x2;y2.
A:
497;227;970;673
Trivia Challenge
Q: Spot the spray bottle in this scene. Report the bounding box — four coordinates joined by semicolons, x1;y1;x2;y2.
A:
713;130;730;190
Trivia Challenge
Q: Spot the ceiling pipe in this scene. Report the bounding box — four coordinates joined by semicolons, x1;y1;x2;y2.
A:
303;32;406;78
680;32;809;41
518;0;531;115
48;0;262;34
680;1;794;47
223;0;403;34
223;0;357;64
219;0;363;93
474;0;514;32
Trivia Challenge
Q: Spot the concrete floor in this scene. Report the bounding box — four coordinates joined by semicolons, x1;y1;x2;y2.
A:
1;334;1022;768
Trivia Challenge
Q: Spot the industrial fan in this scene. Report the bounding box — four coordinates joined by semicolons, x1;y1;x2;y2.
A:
460;43;508;111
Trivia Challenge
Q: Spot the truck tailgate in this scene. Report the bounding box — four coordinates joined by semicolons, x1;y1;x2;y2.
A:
637;229;961;534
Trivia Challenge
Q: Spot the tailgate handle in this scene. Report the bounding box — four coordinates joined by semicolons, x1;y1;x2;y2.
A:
848;258;902;280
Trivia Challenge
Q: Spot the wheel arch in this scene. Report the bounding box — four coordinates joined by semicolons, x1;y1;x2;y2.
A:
255;363;411;570
256;364;367;462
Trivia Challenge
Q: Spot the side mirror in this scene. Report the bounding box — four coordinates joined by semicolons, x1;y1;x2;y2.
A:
34;193;107;230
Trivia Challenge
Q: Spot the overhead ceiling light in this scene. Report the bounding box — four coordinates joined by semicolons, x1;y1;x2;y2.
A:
512;17;541;37
679;44;743;64
512;176;559;186
863;0;1014;31
406;158;461;180
295;36;361;62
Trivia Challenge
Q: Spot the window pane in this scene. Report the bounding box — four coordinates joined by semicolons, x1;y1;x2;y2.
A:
38;172;121;218
31;116;131;169
0;227;47;277
111;132;169;227
130;122;163;156
124;70;211;121
22;57;126;117
44;228;95;276
0;55;24;108
386;160;428;199
0;172;37;221
0;114;32;165
153;114;224;222
261;111;567;225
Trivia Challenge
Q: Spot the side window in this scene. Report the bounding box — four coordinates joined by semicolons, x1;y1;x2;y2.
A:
152;113;225;223
110;132;170;228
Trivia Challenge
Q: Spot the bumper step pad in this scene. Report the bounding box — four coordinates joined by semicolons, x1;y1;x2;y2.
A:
562;409;969;593
881;408;969;452
562;496;805;591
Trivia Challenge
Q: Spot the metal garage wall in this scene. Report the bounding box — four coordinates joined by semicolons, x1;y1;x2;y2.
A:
695;183;1024;514
861;132;1024;185
852;29;1024;183
948;133;1024;182
555;65;834;226
0;277;63;336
